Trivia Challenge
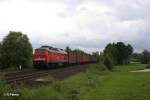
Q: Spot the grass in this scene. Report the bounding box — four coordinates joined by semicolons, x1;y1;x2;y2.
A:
0;63;150;100
85;63;150;100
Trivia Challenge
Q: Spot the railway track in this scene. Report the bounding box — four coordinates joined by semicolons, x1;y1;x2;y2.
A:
2;64;90;86
3;70;50;84
50;65;88;80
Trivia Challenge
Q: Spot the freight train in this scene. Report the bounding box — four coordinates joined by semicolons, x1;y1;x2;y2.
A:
33;46;97;69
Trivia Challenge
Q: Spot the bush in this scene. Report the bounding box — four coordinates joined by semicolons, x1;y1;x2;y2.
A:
104;55;114;71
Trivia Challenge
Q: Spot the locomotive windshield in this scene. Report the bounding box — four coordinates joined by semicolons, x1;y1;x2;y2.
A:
35;49;48;54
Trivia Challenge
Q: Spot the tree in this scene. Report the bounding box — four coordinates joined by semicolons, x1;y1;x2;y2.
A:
103;42;133;66
116;42;126;64
104;54;113;70
65;46;72;53
1;31;33;69
73;49;86;54
104;43;118;65
140;50;150;64
115;42;133;64
127;44;133;56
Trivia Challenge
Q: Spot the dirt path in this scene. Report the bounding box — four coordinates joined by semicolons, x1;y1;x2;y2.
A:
130;69;150;72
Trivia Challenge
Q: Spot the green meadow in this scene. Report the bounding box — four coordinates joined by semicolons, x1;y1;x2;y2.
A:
1;63;150;100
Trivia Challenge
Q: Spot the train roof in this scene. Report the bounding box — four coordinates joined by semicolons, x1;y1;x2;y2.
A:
36;46;67;54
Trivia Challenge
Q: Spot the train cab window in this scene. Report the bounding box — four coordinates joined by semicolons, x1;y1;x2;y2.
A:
35;50;48;54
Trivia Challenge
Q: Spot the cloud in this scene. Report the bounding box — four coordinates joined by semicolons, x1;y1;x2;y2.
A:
0;0;150;53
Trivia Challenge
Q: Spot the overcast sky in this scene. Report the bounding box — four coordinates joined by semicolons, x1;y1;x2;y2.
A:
0;0;150;53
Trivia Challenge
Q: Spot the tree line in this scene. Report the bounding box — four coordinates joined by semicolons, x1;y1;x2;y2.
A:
103;42;150;70
132;50;150;64
0;32;99;69
65;46;100;61
0;31;149;70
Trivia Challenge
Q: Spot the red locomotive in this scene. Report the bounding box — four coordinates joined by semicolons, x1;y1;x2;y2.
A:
33;46;97;69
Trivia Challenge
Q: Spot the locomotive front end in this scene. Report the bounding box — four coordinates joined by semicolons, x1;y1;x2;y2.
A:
33;48;48;69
